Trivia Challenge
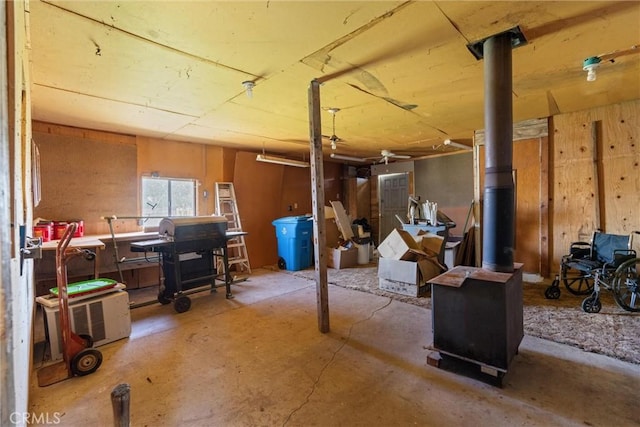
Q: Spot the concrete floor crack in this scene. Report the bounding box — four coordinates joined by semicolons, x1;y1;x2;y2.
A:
281;298;393;426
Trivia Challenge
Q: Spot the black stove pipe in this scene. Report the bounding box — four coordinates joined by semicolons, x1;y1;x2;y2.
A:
482;34;515;273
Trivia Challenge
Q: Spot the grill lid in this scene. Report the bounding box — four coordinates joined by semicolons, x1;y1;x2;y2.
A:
159;216;227;241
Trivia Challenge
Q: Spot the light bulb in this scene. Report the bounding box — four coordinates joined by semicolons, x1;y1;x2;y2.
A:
582;57;601;82
242;81;255;98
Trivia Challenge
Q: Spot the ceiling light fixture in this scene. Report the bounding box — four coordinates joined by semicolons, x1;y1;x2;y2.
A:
330;153;367;163
582;57;601;82
327;107;341;150
444;139;472;150
256;154;309;168
242;80;256;98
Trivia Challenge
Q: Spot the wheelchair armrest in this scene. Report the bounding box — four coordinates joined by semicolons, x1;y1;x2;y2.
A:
613;249;636;267
569;241;591;259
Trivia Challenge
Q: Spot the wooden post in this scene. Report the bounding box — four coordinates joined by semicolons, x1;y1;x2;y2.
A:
591;121;604;231
111;383;131;427
308;79;330;333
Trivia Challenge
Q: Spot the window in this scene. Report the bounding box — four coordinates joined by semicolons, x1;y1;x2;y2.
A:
141;177;197;227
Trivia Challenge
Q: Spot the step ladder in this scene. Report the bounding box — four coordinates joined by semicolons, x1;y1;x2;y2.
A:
215;182;251;277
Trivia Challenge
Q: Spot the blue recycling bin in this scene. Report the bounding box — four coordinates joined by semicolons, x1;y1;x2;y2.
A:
272;215;313;271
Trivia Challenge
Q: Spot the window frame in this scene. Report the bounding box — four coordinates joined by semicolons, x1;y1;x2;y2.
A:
140;175;198;227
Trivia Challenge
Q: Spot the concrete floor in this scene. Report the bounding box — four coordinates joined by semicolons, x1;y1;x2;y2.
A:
30;268;640;426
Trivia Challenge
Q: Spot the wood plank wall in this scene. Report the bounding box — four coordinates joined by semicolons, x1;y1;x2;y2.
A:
33;122;138;235
32;121;345;269
551;99;640;273
233;151;344;268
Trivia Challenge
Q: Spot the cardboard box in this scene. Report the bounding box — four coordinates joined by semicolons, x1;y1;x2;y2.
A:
377;256;444;297
414;231;445;259
444;240;461;269
327;246;358;269
378;278;429;297
377;228;426;261
325;218;341;248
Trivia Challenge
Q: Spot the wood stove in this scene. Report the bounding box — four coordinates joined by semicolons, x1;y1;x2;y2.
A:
427;29;526;385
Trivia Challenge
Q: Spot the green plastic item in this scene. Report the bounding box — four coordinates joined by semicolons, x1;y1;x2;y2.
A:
49;278;118;297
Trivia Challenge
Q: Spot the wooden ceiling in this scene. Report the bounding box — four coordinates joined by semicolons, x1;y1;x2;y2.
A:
29;1;640;162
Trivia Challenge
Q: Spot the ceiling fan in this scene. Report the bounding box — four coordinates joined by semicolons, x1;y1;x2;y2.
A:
369;149;411;165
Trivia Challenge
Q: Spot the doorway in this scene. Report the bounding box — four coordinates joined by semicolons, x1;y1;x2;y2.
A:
378;173;409;241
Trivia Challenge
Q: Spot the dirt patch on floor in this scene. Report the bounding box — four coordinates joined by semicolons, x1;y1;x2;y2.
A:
288;264;640;365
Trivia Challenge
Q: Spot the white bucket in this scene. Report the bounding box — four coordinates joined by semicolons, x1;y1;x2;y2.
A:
356;243;370;264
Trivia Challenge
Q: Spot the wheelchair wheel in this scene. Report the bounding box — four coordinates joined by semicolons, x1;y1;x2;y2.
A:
561;264;594;295
581;295;601;313
611;258;640;312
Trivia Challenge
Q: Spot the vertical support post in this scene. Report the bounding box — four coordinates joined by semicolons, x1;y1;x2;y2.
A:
111;383;131;427
308;79;330;333
482;33;515;273
0;0;16;422
591;121;604;231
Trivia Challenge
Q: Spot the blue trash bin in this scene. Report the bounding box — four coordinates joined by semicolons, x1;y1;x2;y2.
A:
272;215;313;271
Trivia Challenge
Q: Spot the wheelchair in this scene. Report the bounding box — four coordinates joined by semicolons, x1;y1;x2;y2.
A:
545;231;640;313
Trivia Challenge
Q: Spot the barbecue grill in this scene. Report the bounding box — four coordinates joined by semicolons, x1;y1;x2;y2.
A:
131;216;232;313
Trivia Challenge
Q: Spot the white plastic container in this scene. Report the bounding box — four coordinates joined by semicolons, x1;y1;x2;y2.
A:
356;242;370;264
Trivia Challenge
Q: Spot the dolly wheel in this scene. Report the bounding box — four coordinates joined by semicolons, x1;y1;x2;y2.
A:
174;295;191;313
278;257;286;270
544;286;561;299
71;348;103;376
78;334;94;348
581;295;602;313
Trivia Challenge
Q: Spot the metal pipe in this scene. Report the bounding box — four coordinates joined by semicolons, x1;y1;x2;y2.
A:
482;33;515;273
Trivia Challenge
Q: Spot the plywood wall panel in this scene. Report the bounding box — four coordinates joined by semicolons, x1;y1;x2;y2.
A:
137;136;205;179
33;121;136;145
601;157;640;234
600;96;639;148
33;130;137;235
551;111;598;271
552;162;598;251
204;146;235;215
477;136;547;274
233;152;344;268
599;100;639;235
281;166;312;215
233;152;284;269
550;99;639;273
323;162;343;211
513;139;542;274
552;112;595;165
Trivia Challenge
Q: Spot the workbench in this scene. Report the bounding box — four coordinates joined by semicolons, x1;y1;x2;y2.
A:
34;232;159;296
